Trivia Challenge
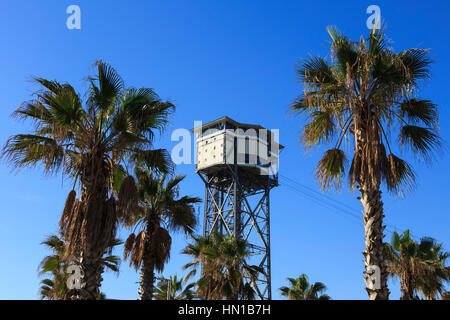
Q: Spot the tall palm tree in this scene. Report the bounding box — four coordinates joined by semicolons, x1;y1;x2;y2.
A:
385;230;449;300
123;168;201;300
2;61;174;299
279;274;331;300
291;27;441;299
39;235;121;300
183;234;260;300
153;275;196;300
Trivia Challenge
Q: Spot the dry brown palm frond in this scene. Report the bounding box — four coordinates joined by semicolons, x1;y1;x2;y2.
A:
150;226;172;272
130;230;146;271
101;197;118;255
64;190;76;215
123;233;136;260
60;199;84;260
119;175;138;214
59;190;77;235
349;151;362;191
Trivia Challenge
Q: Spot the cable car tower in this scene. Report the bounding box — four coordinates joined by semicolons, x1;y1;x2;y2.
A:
192;117;283;300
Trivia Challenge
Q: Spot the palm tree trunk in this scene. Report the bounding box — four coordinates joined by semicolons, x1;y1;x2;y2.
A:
354;114;390;300
358;185;390;300
69;173;113;300
138;256;155;300
138;224;155;300
78;252;103;299
400;272;415;300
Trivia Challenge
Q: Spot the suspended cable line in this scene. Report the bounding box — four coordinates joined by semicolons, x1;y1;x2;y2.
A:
277;174;421;241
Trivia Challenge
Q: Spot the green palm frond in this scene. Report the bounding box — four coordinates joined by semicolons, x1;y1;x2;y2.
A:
2;134;65;174
327;26;359;73
301;110;336;148
399;125;441;161
398;99;438;128
88;60;124;110
316;148;347;191
133;149;174;174
382;154;416;195
297;56;337;86
397;48;432;85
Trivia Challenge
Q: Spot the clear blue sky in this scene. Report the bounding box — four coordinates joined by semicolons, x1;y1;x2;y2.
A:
0;0;449;300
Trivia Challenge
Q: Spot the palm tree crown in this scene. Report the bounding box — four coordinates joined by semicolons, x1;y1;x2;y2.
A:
38;235;121;299
153;275;195;300
279;274;330;300
183;233;260;300
385;230;450;300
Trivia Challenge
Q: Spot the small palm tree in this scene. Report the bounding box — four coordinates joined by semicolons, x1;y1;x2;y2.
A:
414;237;449;300
291;27;441;299
385;230;449;300
153;275;195;300
183;234;260;300
279;274;330;300
39;235;121;299
123;168;201;300
38;235;67;299
2;61;174;299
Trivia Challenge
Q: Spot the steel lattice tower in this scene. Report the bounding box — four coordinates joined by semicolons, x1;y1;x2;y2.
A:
193;117;282;300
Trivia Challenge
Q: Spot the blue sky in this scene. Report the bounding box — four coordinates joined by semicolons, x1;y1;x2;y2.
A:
0;0;449;300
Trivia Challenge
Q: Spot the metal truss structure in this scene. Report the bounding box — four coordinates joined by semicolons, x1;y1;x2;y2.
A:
198;164;276;300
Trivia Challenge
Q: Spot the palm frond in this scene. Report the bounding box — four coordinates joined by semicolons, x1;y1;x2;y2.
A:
327;26;359;74
398;99;438;128
133;149;174;174
301;110;336;149
89;60;124;110
2;134;65;174
382;154;416;195
316;148;347;191
397;48;432;85
399;125;441;161
297;56;337;86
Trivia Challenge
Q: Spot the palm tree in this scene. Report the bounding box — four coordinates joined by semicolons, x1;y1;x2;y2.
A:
2;61;174;299
39;235;121;299
416;240;449;300
384;231;421;300
38;235;67;299
279;274;331;300
153;275;195;300
123;168;201;300
183;234;260;300
385;230;449;300
291;27;441;299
